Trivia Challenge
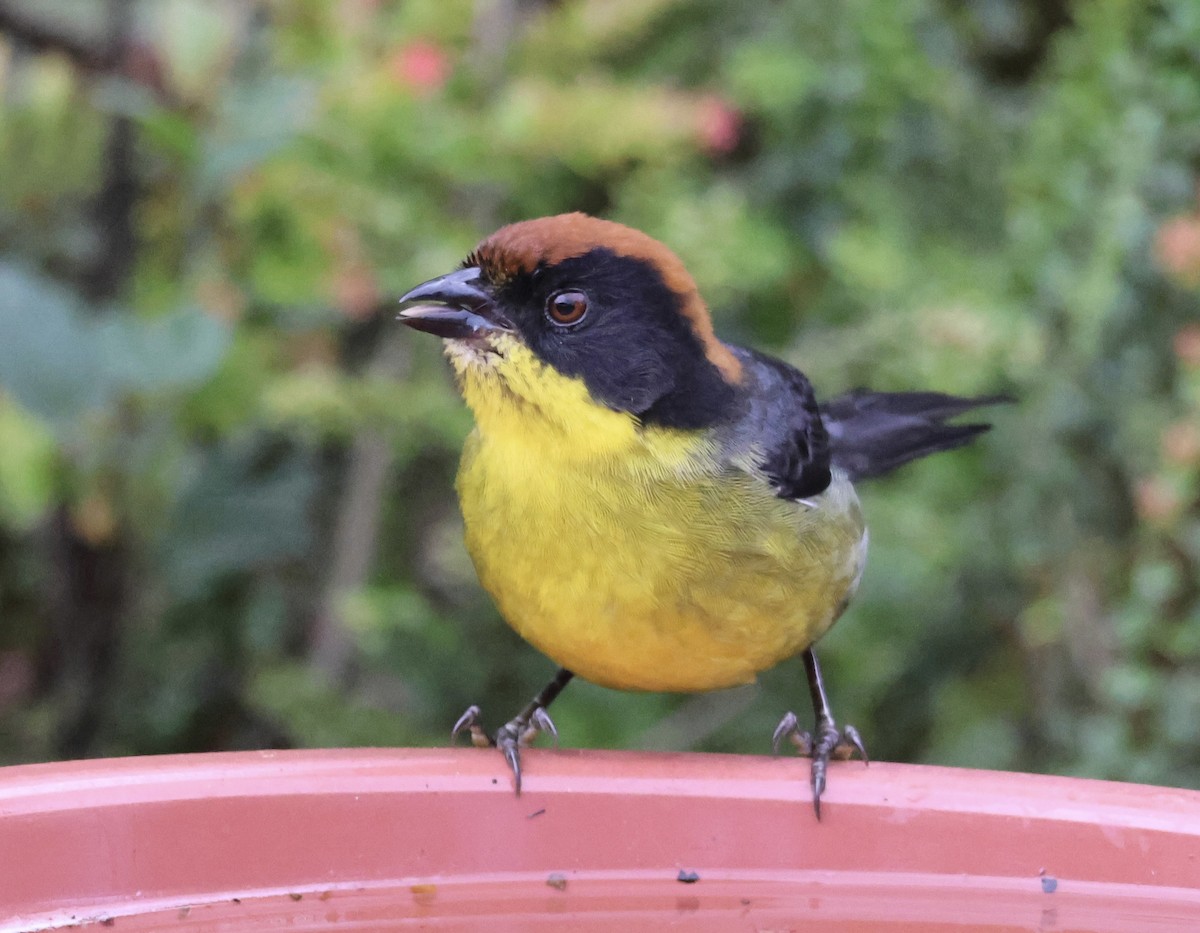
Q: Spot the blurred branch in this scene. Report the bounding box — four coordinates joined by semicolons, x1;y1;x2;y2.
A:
974;0;1074;85
33;0;139;754
634;686;757;751
83;113;138;302
0;2;115;70
0;0;174;105
82;0;137;304
309;333;412;682
471;0;521;84
45;507;127;758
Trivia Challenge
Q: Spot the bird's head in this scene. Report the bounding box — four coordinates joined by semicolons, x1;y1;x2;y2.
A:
398;213;741;445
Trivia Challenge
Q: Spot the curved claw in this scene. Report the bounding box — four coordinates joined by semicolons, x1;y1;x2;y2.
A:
496;726;524;795
772;711;867;820
529;707;559;747
841;724;869;765
497;706;561;794
771;712;797;754
451;704;480;742
810;726;838;820
771;710;814;757
451;704;495;749
811;759;828;816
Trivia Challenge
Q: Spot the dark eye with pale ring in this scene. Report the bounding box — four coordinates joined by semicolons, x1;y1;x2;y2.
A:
546;290;589;326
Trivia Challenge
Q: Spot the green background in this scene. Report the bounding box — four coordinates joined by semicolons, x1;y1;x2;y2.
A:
0;0;1198;790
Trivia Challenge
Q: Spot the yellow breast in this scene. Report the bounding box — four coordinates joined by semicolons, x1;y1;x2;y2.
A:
456;436;864;692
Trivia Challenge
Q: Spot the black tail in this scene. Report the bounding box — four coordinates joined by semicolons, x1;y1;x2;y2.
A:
821;390;1011;481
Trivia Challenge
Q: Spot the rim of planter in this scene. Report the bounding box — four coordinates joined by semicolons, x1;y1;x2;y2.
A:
2;748;1198;931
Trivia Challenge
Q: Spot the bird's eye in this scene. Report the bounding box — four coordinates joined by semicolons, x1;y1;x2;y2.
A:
546;290;589;326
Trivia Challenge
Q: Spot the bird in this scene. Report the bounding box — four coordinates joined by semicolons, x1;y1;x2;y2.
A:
397;212;1005;817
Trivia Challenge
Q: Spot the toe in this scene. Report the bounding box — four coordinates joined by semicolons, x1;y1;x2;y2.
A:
451;705;495;748
771;712;799;753
529;707;559;746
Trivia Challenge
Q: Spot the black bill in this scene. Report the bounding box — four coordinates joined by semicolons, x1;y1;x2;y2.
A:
397;267;512;339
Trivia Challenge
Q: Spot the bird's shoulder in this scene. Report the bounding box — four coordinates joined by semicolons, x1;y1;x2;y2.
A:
717;345;832;501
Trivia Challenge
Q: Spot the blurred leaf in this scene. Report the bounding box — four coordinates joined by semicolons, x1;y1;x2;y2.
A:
157;0;239;102
0;264;230;434
727;40;818;114
161;444;317;597
493;78;703;170
0;397;56;528
249;661;422;747
0;263;112;429
199;77;318;195
96;305;231;394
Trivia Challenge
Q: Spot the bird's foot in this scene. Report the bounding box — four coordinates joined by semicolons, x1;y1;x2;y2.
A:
772;710;868;819
451;703;560;795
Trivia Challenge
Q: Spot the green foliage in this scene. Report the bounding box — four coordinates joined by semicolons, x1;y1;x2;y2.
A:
0;0;1197;792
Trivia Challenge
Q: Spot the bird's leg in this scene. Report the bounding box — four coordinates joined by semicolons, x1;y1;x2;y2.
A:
451;667;575;795
772;649;868;819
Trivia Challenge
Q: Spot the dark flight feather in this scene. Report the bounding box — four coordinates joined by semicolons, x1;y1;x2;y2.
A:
821;389;1011;481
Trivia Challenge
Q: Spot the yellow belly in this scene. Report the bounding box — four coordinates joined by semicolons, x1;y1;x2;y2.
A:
457;428;867;693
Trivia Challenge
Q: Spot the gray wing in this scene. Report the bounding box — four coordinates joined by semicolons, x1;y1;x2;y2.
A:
720;347;833;501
